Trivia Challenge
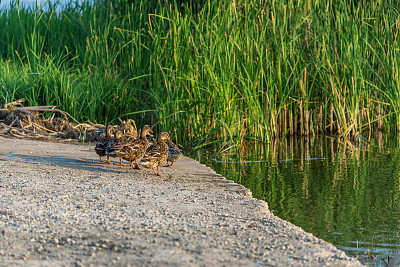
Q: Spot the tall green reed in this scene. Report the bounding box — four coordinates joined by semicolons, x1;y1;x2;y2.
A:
0;0;399;150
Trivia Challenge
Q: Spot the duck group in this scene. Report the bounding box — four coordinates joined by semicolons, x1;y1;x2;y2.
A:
95;120;182;177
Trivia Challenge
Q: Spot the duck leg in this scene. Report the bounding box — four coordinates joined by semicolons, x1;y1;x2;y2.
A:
99;156;106;163
132;159;141;169
156;166;165;177
119;158;128;165
107;156;114;165
152;167;158;176
164;160;173;167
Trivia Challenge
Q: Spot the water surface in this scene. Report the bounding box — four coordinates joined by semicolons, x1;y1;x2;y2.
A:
0;0;87;11
192;135;400;266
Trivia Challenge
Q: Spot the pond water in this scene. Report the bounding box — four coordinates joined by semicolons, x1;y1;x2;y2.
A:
191;134;400;266
0;0;88;11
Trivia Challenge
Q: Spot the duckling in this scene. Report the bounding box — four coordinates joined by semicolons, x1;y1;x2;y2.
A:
105;130;127;165
166;141;182;167
141;132;171;176
114;125;153;169
95;124;113;163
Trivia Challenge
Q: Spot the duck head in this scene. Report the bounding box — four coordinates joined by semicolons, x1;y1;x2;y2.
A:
114;130;123;139
105;124;113;138
140;125;154;138
156;131;171;143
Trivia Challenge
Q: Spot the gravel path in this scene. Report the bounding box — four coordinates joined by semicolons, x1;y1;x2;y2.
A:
0;136;362;266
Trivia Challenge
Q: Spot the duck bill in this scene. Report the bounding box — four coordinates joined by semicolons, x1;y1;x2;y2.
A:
148;129;154;137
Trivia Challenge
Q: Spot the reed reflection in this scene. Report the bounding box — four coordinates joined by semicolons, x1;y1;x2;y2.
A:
193;135;400;265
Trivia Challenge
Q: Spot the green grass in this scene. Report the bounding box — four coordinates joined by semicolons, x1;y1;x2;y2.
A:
0;0;399;150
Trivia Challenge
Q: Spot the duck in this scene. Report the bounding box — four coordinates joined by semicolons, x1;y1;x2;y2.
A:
95;124;113;163
125;119;138;139
113;125;153;169
141;132;171;176
166;141;182;167
120;118;138;140
105;130;127;165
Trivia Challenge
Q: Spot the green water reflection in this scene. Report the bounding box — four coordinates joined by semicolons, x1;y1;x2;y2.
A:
191;136;400;266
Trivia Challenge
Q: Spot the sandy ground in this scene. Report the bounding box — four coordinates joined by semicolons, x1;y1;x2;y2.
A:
0;136;362;266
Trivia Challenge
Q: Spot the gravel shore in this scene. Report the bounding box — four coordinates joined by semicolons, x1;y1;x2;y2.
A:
0;136;362;266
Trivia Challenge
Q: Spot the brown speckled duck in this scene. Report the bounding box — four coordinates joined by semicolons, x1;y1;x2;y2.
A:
141;132;171;176
95;124;113;163
113;125;153;169
120;118;138;140
166;141;182;167
126;119;138;139
105;130;127;165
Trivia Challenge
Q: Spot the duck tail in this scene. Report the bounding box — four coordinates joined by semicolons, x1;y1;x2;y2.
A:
140;160;153;168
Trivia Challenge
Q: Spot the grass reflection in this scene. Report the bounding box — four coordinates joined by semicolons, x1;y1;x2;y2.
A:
192;135;400;265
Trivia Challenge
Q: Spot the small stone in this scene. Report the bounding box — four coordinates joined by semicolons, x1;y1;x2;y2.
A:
218;221;229;226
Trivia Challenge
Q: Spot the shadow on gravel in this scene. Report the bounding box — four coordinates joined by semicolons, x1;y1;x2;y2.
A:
3;153;123;174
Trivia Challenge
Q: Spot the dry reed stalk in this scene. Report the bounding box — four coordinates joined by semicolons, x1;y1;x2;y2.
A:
283;108;288;137
299;137;304;163
288;136;294;155
377;105;383;130
289;108;294;136
87;120;106;128
305;135;310;159
3;98;26;109
273;137;279;155
376;131;383;146
310;111;314;136
277;110;282;137
272;111;278;137
300;102;304;135
17;106;79;124
354;102;359;132
0;102;107;142
318;105;323;134
330;102;334;134
361;107;366;131
305;110;310;136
